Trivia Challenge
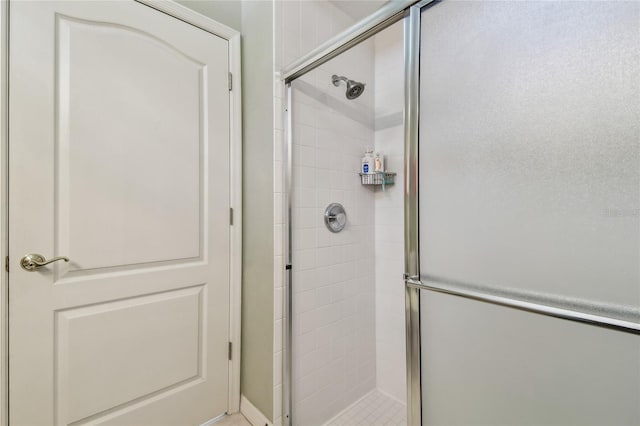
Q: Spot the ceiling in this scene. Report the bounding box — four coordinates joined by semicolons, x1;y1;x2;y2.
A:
328;0;389;21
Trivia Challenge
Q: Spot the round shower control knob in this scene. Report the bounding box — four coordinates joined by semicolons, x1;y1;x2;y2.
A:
324;203;347;233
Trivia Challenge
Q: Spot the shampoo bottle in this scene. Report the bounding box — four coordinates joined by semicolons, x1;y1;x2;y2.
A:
374;152;384;172
361;147;374;174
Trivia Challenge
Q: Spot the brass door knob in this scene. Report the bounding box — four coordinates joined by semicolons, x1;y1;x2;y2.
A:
20;253;69;271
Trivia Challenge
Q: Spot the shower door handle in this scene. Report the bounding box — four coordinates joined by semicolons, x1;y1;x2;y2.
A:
20;253;70;271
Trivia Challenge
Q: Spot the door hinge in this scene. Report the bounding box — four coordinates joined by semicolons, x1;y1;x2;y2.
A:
228;342;233;360
4;256;8;273
229;207;234;225
228;72;232;91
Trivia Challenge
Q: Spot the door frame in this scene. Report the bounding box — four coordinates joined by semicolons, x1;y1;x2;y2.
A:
0;0;243;423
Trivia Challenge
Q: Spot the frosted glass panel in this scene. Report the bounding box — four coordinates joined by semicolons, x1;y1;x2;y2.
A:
421;291;640;426
418;1;640;309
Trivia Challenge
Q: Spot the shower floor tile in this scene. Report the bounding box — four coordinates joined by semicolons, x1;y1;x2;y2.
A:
324;390;407;426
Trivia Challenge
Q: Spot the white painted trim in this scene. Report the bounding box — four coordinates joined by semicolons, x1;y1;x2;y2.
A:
1;0;243;420
200;412;227;426
0;0;7;425
227;28;243;417
241;395;273;426
135;0;238;40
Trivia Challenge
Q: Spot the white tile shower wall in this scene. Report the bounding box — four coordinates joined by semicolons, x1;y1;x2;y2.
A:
273;2;373;425
290;49;377;425
373;22;406;404
289;34;377;426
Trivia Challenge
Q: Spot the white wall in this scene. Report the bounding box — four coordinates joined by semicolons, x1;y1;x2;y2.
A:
175;1;241;30
373;21;406;405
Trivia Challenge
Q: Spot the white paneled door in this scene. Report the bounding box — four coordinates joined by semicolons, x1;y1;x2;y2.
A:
9;1;231;425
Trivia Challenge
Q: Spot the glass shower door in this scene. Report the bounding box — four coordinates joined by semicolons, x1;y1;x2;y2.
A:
417;1;640;424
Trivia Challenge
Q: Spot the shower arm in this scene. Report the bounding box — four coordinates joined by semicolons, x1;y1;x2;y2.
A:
332;75;349;86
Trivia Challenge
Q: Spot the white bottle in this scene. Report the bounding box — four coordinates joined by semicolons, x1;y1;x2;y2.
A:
374;152;384;172
361;147;374;174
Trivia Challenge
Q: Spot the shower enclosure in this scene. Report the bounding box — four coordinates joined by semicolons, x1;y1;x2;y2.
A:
283;1;640;425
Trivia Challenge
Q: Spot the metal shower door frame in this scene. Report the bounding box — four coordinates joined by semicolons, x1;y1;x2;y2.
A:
402;0;640;420
402;2;424;425
404;0;640;333
404;2;640;422
282;1;434;424
284;0;640;424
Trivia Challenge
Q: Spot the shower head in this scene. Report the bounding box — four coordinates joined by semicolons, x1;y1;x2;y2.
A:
332;75;365;100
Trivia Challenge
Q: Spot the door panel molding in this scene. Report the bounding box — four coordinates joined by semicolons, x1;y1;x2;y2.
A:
56;12;207;272
56;285;205;424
